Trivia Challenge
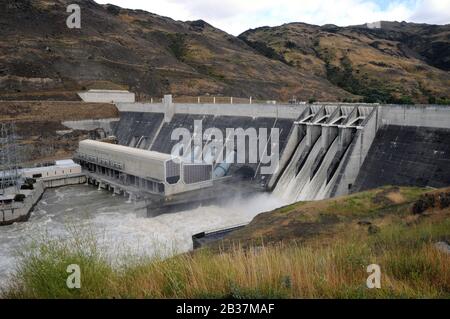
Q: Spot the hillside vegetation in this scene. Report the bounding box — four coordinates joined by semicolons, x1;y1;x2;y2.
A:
0;0;350;102
240;22;450;104
3;187;449;299
1;1;449;103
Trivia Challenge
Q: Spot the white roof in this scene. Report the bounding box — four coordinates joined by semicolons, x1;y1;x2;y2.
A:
55;159;76;166
79;140;172;162
78;140;173;181
86;89;132;93
21;160;79;175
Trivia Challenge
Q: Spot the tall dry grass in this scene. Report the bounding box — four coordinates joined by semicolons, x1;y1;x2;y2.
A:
2;218;449;299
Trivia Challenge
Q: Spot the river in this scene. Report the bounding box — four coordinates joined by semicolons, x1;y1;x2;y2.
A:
0;185;285;288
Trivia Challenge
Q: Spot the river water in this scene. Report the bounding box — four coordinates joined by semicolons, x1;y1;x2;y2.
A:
0;185;285;288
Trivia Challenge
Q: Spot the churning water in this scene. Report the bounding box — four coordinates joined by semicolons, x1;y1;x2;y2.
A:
0;185;286;288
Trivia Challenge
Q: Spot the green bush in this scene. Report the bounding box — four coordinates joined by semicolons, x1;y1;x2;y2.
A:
168;34;187;61
239;38;289;64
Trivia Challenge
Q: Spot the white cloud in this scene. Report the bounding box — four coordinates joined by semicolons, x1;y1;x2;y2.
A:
95;0;450;35
410;0;450;24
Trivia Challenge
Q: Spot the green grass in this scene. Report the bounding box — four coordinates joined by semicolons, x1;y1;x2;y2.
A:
2;217;449;299
2;187;449;299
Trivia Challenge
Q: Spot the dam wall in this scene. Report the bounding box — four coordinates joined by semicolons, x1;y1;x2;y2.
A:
113;112;295;186
378;104;450;129
353;125;450;192
352;104;450;192
116;102;305;119
108;98;450;203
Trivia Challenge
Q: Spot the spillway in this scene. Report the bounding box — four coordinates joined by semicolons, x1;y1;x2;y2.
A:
272;103;373;202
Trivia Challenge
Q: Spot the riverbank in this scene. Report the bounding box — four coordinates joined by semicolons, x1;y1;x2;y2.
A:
1;174;86;226
2;186;449;298
0;185;280;289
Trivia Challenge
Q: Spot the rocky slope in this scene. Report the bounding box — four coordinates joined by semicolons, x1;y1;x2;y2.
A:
0;0;350;101
0;0;449;103
240;21;450;103
0;101;118;163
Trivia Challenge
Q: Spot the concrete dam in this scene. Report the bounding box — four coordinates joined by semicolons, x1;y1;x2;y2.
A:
74;97;450;213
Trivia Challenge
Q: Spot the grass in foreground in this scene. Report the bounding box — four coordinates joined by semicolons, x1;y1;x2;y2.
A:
2;187;449;299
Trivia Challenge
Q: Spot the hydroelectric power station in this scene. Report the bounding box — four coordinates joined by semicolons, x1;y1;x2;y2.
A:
72;95;450;215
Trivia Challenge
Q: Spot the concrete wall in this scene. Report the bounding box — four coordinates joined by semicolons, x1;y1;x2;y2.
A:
116;101;450;128
117;103;166;113
78;90;135;103
62;118;119;134
267;124;300;189
22;165;82;179
353;125;450;191
116;102;306;119
0;181;44;225
330;107;378;197
378;104;450;129
42;175;86;188
111;100;450;200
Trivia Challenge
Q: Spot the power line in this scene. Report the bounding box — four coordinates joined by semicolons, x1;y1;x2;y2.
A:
0;122;20;194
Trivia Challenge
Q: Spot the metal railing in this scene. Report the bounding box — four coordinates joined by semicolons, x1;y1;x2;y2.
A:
136;95;284;105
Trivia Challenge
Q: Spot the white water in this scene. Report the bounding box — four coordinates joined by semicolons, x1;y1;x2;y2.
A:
273;134;341;203
273;136;324;203
298;137;339;201
0;185;286;288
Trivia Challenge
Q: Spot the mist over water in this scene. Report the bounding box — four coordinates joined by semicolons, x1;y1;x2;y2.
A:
0;185;287;287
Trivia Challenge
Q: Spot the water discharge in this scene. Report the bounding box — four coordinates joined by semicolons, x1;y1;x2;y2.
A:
0;185;287;288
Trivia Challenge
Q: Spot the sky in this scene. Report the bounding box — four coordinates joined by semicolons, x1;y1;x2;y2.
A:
95;0;450;35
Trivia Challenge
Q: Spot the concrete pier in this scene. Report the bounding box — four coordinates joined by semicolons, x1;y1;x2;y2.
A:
0;174;87;226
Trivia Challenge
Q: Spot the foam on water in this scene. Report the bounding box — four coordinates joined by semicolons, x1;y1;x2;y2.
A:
0;185;286;288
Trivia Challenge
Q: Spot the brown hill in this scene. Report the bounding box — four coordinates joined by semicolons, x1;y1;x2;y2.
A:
0;101;118;163
1;1;449;103
239;21;450;103
0;0;350;101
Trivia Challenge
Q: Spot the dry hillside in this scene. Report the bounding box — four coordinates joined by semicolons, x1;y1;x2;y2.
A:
0;101;118;163
0;0;351;102
239;22;450;104
1;1;449;103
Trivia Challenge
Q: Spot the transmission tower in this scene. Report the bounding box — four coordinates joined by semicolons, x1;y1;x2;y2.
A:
0;122;20;195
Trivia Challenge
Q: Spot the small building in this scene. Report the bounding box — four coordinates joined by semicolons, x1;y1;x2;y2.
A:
21;160;82;179
78;89;135;103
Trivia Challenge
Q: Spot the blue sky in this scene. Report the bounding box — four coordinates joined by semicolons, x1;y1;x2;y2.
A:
96;0;450;35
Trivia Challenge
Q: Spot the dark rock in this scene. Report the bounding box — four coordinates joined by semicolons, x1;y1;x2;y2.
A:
438;192;450;209
368;225;380;235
